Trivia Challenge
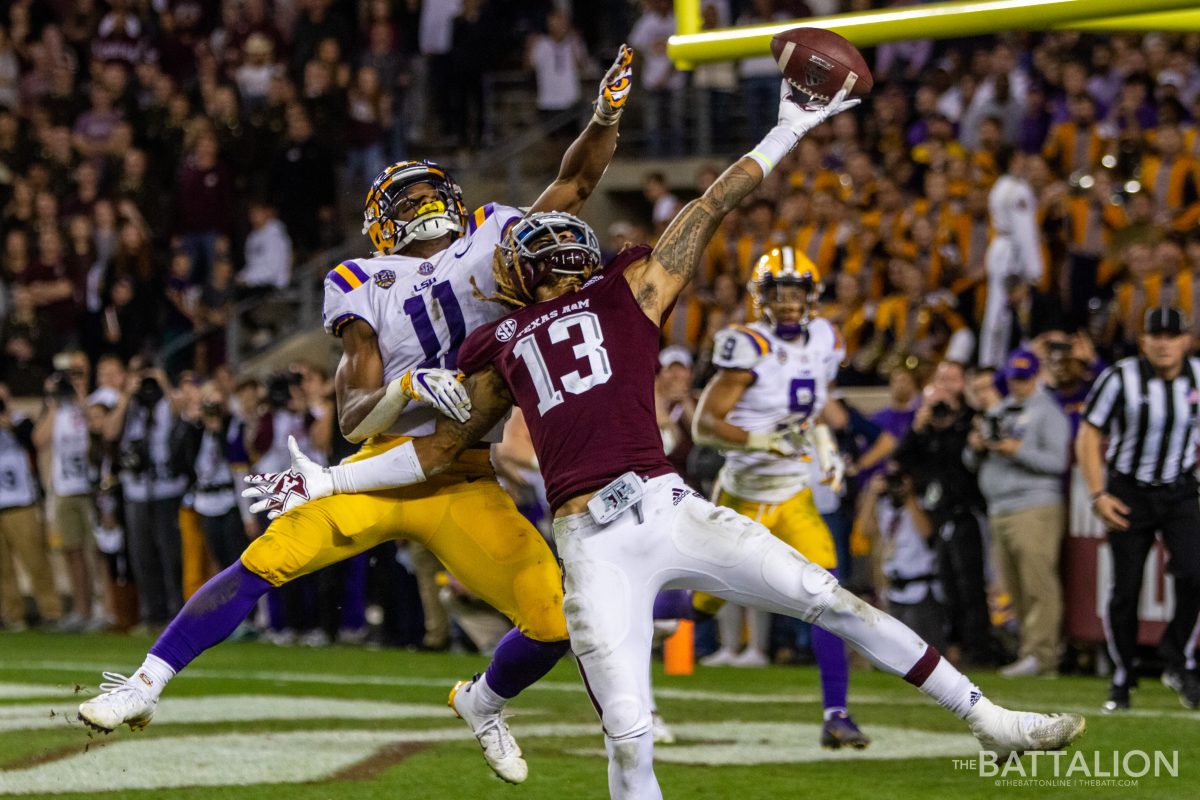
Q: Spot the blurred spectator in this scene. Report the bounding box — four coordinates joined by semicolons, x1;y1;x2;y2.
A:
857;460;945;651
896;360;996;666
1035;330;1102;437
629;0;684;156
654;346;696;481
234;34;281;113
344;65;391;191
105;368;188;627
527;9;588;130
965;349;1069;677
268;103;335;258
0;382;63;630
735;0;784;140
691;2;735;153
643;171;681;237
239;200;292;293
33;351;97;630
173;130;233;281
418;0;463;145
2;285;53;394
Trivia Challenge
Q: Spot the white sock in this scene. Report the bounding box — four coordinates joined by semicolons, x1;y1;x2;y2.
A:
471;674;507;716
135;654;176;698
919;657;982;719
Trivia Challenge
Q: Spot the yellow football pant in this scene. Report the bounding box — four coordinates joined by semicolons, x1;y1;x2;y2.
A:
693;487;838;617
240;437;566;642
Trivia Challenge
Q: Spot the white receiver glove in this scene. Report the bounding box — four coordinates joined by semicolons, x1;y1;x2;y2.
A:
747;81;862;176
403;368;471;423
241;436;333;519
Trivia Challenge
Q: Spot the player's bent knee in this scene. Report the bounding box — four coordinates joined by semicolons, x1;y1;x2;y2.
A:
240;518;320;587
760;548;839;622
518;607;569;643
602;695;652;742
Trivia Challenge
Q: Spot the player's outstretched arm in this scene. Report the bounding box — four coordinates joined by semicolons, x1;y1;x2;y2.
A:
336;320;471;442
242;369;513;517
530;45;633;215
693;368;810;457
627;83;860;325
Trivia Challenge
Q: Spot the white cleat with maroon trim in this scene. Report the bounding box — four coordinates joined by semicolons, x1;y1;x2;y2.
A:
967;697;1086;759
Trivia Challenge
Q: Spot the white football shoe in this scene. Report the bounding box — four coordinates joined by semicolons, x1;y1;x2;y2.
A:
651;709;676;744
730;648;769;668
966;697;1086;759
699;648;739;667
78;671;159;733
449;675;528;784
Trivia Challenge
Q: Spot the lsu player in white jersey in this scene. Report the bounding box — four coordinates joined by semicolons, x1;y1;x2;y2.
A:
78;46;636;785
692;246;870;749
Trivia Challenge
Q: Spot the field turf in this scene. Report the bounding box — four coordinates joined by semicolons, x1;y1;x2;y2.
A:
0;631;1196;799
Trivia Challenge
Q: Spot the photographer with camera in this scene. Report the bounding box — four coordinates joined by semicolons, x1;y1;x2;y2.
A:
0;383;63;630
856;460;945;651
175;384;256;571
32;351;98;630
103;367;188;627
965;349;1070;678
894;360;996;666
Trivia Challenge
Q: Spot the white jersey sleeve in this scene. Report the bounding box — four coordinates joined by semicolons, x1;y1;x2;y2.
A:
713;325;771;371
322;259;377;336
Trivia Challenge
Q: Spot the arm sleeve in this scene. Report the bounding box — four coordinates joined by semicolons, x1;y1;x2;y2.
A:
712;327;769;371
1083;365;1122;430
322;260;375;336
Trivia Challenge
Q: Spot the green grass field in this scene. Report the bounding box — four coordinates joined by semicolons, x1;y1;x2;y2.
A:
0;631;1196;799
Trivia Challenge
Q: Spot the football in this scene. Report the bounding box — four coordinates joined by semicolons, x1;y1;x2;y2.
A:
770;27;873;104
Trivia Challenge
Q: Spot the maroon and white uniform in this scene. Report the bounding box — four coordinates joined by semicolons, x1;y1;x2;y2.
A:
456;246;935;800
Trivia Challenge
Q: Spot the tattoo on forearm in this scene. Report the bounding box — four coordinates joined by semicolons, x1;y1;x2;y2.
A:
428;370;513;460
652;162;759;283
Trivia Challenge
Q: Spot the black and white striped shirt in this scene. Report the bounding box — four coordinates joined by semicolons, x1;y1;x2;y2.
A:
1083;356;1200;484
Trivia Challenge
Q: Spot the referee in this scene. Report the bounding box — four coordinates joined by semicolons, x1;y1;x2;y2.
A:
1077;307;1200;712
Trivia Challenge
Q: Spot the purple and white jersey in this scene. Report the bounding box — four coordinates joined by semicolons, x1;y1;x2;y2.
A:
321;203;521;441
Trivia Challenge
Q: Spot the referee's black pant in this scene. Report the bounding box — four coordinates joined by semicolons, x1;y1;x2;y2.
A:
1105;473;1200;685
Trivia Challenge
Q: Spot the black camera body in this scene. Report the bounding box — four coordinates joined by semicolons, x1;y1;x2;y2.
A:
985;415;1004;442
266;375;293;410
135;376;165;409
51;372;77;401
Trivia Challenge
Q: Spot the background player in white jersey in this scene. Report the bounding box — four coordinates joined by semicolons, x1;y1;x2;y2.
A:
979;145;1045;367
691;246;867;749
248;84;1086;800
79;47;637;786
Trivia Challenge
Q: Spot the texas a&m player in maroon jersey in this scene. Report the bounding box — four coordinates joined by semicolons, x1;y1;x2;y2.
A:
246;84;1086;800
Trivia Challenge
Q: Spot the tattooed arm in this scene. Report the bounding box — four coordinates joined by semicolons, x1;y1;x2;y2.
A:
624;83;861;326
625;158;764;325
414;368;514;476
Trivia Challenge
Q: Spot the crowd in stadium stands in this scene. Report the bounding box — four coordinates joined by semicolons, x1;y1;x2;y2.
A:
0;1;1196;672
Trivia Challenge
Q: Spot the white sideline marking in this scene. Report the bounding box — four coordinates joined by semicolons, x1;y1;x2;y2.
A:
0;696;454;732
573;722;979;765
0;684;76;700
0;724;602;795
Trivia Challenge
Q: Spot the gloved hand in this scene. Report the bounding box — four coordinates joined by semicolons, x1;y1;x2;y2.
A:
811;424;846;493
746;422;811;458
593;44;635;125
401;368;471;423
241;436;332;519
777;81;861;139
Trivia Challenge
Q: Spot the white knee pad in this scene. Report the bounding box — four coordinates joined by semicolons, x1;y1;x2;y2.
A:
603;695;652;742
760;549;839;622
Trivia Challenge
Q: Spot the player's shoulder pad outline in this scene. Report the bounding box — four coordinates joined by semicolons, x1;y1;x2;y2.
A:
713;324;772;370
326;259;371;294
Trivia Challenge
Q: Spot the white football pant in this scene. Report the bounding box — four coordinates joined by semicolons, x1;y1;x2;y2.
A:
553;474;934;800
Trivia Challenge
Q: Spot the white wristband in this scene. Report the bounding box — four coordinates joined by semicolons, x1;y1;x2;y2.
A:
328;440;426;494
744;430;774;452
811;424;837;471
745;125;800;176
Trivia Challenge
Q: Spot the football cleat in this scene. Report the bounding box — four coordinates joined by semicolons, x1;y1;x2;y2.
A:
78;671;159;733
821;711;871;749
967;697;1086;759
449;675;528;784
1102;683;1131;713
1161;669;1200;710
729;648;770;668
699;648;740;667
651;710;676;744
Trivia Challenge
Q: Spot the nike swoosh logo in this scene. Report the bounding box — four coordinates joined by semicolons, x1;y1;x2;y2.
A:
453;239;474;258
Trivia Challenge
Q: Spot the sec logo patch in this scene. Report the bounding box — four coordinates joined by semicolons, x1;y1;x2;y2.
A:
496;319;517;341
418;262;435;276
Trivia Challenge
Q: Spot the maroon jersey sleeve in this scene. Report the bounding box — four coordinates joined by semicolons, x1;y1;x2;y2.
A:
458;316;508;377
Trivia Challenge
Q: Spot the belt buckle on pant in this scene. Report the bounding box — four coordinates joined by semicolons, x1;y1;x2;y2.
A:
587;471;645;526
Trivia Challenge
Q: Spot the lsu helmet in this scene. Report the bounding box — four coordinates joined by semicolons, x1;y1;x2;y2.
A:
749;246;822;339
362;160;467;254
494;211;602;306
